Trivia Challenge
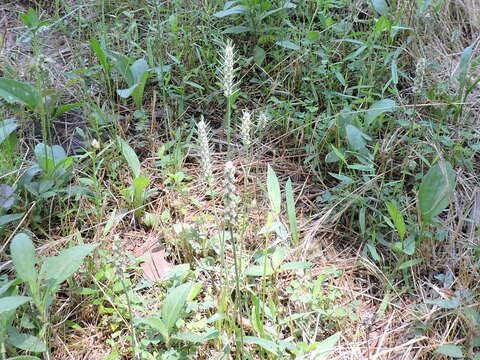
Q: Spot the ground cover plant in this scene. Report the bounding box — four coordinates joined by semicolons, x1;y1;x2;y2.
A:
1;0;480;359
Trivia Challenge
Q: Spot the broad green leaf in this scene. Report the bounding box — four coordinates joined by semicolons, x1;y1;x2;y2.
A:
0;184;15;210
244;336;279;356
365;99;396;125
143;317;169;340
7;328;46;353
53;102;82;117
90;38;110;73
458;43;474;96
0;279;15;296
109;51;133;85
386;202;406;241
34;143;68;176
371;0;390;17
397;258;422;270
130;59;149;84
10;233;37;284
345;125;371;152
223;25;253;34
285;179;298;245
40;144;67;165
435;344;464;358
0;213;24;227
118;137;141;178
403;234;416;256
253;46;265;66
117;59;149;101
258;2;296;20
418;161;456;224
329;172;354;184
117;84;137;98
327;144;347;164
310;332;341;360
0;78;40;110
174;330;219;343
133;176;150;200
40;244;97;290
280;262;313;271
161;282;193;334
0;296;31;314
271;247;287;270
280;311;315;325
244;265;274;277
366;243;381;262
6;356;41;360
0;118;18;145
267;165;281;216
214;5;247;17
427;297;460;309
276;40;300;51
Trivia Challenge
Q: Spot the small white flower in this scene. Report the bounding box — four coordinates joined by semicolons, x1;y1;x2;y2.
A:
240;109;252;149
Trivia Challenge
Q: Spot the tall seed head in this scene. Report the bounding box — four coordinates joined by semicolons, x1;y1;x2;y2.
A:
112;235;126;277
196;119;214;187
221;39;236;98
240;109;252;149
223;161;239;226
413;57;426;95
257;111;269;134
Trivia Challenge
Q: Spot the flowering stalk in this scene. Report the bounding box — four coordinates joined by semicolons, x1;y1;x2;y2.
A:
257;111;269;135
112;236;139;359
240;109;252;151
196;118;214;188
412;57;426;96
223;161;244;348
220;40;236;154
223;161;239;226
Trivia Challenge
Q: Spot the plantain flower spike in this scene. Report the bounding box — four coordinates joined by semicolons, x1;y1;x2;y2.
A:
257;111;269;134
221;39;236;98
196;118;214;188
413;57;426;95
240;109;252;149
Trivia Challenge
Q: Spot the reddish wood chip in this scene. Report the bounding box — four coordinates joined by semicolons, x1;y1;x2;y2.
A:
141;249;173;282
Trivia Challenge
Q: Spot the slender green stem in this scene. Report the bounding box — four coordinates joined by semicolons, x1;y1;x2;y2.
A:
121;277;140;359
226;96;232;157
229;226;243;359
